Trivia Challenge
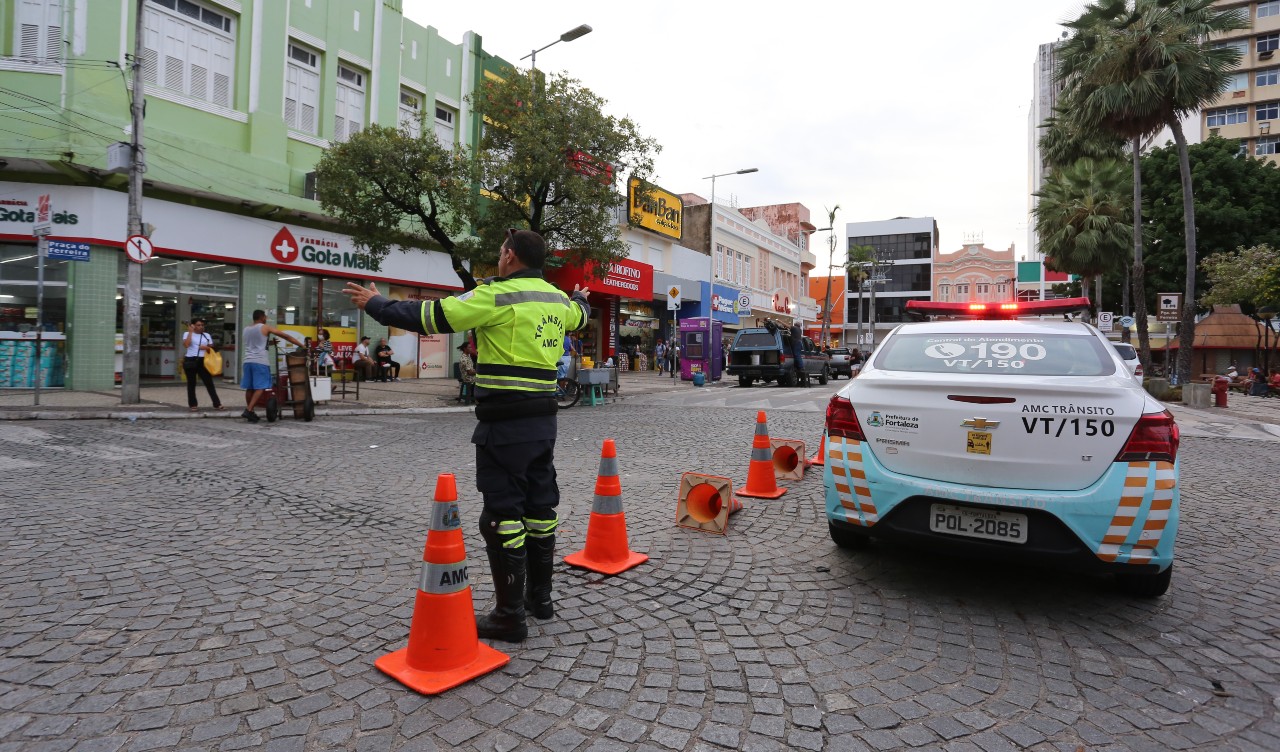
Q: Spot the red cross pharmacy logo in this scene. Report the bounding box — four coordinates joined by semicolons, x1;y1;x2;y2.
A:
270;227;300;264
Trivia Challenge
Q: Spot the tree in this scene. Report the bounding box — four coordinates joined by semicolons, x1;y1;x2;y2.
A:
313;123;478;288
1055;0;1248;383
1033;157;1133;321
469;68;660;274
1037;98;1126;170
845;245;873;352
1201;244;1280;311
1140;136;1280;304
818;204;840;348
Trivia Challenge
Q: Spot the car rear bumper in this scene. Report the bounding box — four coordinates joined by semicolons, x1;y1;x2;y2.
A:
822;436;1178;572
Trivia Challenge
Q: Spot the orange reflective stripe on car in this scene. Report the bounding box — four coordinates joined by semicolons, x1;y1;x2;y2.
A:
828;437;879;526
1097;461;1151;563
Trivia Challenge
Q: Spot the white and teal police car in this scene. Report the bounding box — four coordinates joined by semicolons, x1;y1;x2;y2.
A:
822;298;1179;597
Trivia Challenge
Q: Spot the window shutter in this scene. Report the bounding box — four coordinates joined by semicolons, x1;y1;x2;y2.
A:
284;64;300;129
162;16;187;94
347;86;363;138
211;36;232;107
299;67;319;134
17;0;47;59
334;85;347;141
188;27;210;102
141;8;161;85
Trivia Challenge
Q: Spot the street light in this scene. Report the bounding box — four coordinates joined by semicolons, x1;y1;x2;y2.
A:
702;167;758;381
521;24;593;71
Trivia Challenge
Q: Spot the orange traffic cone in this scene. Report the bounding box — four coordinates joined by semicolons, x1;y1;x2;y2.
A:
770;437;806;481
736;411;787;499
675;472;741;535
375;474;509;695
564;439;649;575
808;430;827;467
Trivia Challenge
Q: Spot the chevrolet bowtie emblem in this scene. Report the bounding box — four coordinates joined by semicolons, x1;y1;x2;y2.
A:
962;418;1000;430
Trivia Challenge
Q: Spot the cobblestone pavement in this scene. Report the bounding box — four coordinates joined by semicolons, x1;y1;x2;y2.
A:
1;401;1278;752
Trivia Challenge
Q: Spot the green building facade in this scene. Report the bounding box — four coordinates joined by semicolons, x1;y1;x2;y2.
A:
0;0;509;390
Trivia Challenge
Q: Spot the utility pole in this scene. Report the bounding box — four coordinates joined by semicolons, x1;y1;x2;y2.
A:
121;0;146;404
866;249;893;353
817;206;838;349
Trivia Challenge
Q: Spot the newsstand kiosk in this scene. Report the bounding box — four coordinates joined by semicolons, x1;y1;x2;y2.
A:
679;317;723;383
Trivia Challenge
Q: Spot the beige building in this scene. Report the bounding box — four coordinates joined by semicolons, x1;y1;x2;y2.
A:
1205;1;1280;164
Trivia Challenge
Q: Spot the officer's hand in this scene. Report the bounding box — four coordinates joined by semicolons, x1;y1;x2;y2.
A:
342;282;380;310
573;284;589;299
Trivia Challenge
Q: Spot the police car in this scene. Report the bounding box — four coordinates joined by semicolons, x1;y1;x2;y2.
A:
822;298;1179;597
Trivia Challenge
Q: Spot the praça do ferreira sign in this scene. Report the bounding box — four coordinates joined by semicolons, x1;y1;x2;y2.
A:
269;226;378;271
627;176;682;241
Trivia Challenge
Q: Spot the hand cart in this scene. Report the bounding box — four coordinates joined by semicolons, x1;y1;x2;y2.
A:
265;340;315;422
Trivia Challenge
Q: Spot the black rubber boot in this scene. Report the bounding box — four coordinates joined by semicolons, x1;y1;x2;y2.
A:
476;514;527;643
524;534;555;620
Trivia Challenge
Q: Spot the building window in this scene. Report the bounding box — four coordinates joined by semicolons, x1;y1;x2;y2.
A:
744;257;752;289
1258;67;1279;88
1260;33;1280;54
938;284;950;302
1226;72;1248;92
14;0;62;61
1238;139;1250;157
434;104;456;147
398;88;422;137
1257;101;1279;121
1261;1;1280;19
333;64;366;142
285;42;320;135
142;0;235;108
976;283;990;295
1258;135;1280;155
1214;39;1249;57
1207;105;1248;126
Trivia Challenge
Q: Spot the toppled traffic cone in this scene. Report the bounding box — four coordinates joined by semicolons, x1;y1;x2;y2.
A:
375;474;509;695
770;437;806;481
675;472;739;535
808;430;827;468
564;439;648;575
735;411;787;499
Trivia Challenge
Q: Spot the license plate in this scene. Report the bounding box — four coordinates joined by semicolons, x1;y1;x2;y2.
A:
929;504;1027;543
966;431;992;455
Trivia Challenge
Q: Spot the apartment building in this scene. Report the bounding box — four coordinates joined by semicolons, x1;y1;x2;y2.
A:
0;0;506;389
844;217;938;337
1205;0;1280;164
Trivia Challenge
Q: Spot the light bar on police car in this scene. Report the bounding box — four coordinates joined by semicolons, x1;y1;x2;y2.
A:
905;297;1092;319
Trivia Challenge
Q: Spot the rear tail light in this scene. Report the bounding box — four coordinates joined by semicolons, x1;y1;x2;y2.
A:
1135;363;1144;377
826;396;865;441
1115;410;1179;463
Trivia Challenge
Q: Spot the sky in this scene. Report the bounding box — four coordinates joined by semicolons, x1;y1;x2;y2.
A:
403;0;1086;272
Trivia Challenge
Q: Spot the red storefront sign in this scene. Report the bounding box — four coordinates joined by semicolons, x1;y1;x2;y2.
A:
546;257;653;301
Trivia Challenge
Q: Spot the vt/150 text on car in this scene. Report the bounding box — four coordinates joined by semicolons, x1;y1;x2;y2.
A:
822;298;1180;597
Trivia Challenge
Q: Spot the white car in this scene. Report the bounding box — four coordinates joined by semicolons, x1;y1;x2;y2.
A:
1112;342;1142;380
822;298;1180;597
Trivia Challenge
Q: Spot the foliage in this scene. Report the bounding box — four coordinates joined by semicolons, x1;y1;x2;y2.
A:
469;68;660;275
1200;244;1280;310
1140;137;1280;303
313;123;476;282
1033;157;1132;301
1037;97;1126;171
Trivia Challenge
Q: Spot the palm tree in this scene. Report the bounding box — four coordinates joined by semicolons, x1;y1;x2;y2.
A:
819;204;840;348
1033;157;1133;320
1055;0;1247;383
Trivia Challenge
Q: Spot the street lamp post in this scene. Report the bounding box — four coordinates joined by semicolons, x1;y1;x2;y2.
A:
520;24;592;72
702;167;758;381
811;223;835;347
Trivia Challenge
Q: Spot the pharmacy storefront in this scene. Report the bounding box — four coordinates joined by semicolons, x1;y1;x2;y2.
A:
0;182;464;390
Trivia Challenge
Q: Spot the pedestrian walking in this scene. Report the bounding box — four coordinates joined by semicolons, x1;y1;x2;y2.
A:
181;318;224;412
239;310;303;423
343;229;590;643
655;340;666;374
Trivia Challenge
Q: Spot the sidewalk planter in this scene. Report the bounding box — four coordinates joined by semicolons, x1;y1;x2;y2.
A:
1183;382;1210;408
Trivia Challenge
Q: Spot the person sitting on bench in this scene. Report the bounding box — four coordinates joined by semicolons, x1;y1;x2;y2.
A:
375;338;400;382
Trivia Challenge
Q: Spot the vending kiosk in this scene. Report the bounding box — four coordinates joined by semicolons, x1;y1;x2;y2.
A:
678;317;724;382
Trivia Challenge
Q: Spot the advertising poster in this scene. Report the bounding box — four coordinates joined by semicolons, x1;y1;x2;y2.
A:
418;335;449;379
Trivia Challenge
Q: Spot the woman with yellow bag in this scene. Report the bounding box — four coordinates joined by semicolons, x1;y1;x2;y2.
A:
182;318;225;412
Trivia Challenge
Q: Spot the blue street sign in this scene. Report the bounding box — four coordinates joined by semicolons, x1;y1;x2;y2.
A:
46;240;91;262
1119;316;1136;328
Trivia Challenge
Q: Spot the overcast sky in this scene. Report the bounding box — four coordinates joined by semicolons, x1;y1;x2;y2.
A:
404;1;1085;271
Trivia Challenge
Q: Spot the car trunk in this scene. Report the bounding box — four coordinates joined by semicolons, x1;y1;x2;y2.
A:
851;372;1145;491
729;349;781;368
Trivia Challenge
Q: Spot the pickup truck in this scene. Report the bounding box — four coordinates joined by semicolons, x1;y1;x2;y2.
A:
826;347;855;379
726;323;830;387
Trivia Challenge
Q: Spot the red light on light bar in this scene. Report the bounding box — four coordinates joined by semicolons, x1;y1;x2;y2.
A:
999;303;1019;311
968;304;986;311
906;297;1091;319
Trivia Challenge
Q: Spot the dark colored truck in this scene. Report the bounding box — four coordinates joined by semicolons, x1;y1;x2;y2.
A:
726;323;830;387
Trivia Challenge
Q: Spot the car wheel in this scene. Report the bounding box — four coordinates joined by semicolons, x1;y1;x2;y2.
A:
829;523;871;550
738;375;753;388
818;368;829;385
1116;564;1172;598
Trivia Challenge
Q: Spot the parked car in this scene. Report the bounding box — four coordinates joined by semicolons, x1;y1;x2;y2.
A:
726;323;830;387
823;297;1179;597
1112;342;1142;381
827;347;855;379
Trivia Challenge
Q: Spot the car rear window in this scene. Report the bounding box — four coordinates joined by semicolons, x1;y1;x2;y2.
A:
1112;343;1137;360
874;332;1117;376
734;332;776;347
829;348;851;355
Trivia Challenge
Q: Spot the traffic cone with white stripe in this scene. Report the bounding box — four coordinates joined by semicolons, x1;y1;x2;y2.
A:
564;439;649;575
735;411;787;499
375;474;509;695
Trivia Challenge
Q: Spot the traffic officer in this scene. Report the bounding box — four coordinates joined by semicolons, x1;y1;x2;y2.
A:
342;229;590;643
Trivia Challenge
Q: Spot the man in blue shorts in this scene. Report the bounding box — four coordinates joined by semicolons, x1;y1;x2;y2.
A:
240;309;303;422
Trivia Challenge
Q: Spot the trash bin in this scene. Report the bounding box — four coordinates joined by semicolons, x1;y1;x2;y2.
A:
1211;376;1229;408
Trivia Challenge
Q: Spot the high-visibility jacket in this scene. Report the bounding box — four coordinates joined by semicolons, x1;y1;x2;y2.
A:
365;269;589;395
